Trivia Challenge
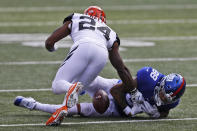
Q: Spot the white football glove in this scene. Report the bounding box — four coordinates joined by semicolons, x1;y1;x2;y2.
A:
130;89;144;104
123;103;143;117
141;101;160;118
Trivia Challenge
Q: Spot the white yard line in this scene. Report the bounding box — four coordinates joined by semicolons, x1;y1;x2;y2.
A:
0;57;197;66
0;118;196;127
0;84;196;93
187;84;197;87
1;19;197;27
128;36;197;41
0;34;48;42
0;21;58;27
0;89;51;92
108;19;197;24
1;5;197;12
1;34;197;42
123;57;197;62
0;61;62;65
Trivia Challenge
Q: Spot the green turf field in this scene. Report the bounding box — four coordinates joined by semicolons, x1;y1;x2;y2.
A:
0;0;197;130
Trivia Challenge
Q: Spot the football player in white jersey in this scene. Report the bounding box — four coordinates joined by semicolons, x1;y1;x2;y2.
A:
13;76;149;118
14;76;120;117
43;6;142;125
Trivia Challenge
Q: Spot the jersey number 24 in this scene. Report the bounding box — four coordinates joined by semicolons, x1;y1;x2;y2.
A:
79;16;111;41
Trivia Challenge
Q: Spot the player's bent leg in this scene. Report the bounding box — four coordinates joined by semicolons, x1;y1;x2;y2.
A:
68;102;120;117
65;103;98;117
67;102;101;117
14;96;36;110
52;80;72;94
35;103;62;114
52;44;89;95
46;82;83;126
79;103;101;117
14;96;63;114
77;44;108;97
67;103;81;116
87;76;119;98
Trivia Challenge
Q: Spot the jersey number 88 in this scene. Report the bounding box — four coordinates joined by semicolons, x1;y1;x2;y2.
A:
150;69;159;81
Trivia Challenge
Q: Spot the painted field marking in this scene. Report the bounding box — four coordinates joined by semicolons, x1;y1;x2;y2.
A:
1;5;197;12
0;61;62;65
21;41;155;48
1;34;197;42
123;57;197;62
1;19;197;27
108;19;197;24
0;84;196;93
0;21;57;27
0;57;197;66
0;34;155;48
0;89;51;92
0;118;196;127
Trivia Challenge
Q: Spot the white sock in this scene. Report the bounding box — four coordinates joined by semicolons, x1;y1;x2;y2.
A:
67;104;80;116
67;103;98;117
34;102;62;114
79;103;100;117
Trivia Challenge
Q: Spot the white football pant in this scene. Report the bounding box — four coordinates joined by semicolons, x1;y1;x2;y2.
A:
51;43;108;95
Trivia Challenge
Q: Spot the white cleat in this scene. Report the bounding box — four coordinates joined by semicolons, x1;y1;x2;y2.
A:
64;82;83;108
14;96;36;110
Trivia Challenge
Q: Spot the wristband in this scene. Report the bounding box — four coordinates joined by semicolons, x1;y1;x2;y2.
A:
48;45;58;52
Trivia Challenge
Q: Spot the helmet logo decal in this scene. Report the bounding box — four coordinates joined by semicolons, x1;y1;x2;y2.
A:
84;6;106;23
165;74;175;82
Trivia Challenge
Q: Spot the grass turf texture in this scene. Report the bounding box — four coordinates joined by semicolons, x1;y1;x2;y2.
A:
0;0;197;130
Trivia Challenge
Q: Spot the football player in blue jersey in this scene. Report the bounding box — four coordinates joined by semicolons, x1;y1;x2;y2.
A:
110;66;186;118
14;67;186;118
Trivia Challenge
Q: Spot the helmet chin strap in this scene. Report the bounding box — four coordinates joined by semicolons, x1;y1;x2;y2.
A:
154;85;174;106
154;76;168;106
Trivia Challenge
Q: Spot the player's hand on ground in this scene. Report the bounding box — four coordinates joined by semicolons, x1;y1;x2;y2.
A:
141;101;160;118
123;106;133;116
123;103;143;117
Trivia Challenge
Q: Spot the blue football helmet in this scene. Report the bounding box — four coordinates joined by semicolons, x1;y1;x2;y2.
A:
154;73;186;106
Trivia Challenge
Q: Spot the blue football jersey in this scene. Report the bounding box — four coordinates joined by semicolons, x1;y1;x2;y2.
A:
136;67;179;111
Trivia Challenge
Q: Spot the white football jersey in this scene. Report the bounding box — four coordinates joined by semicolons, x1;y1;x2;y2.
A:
64;13;120;50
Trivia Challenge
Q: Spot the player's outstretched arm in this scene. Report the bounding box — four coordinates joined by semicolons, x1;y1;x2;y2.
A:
109;42;137;110
109;42;143;116
109;42;136;92
45;21;71;52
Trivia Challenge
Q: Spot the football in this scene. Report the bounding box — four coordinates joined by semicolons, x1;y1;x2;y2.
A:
92;89;109;114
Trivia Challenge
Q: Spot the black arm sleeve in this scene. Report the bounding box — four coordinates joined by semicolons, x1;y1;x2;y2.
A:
63;13;74;24
115;34;120;46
